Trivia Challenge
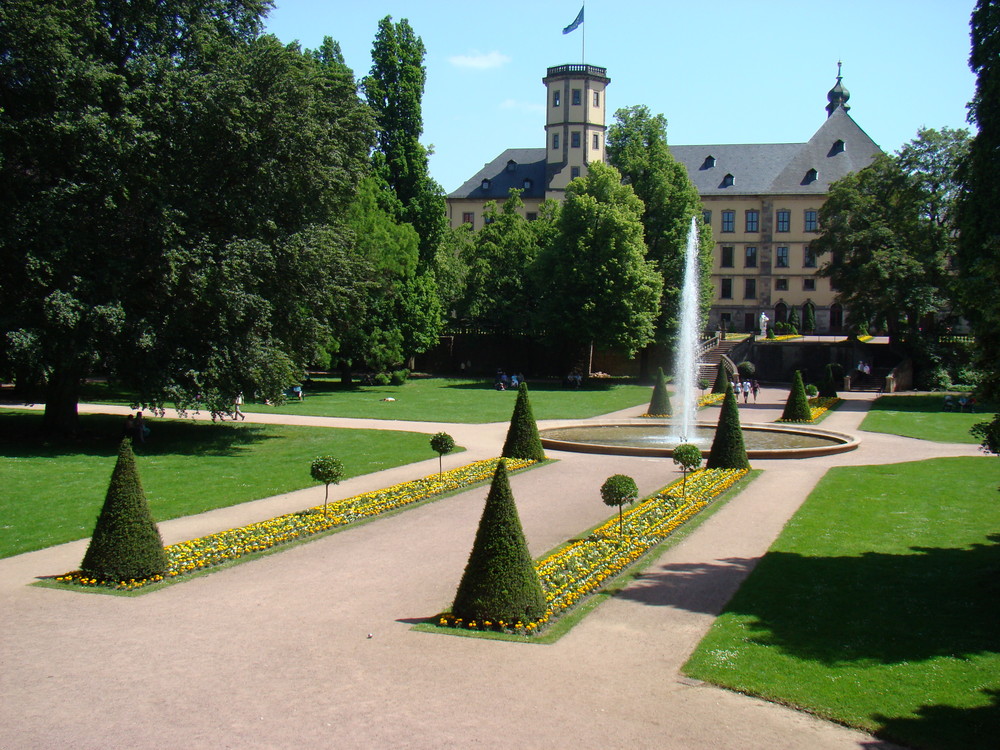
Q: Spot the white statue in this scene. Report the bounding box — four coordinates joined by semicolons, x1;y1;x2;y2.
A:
759;312;769;337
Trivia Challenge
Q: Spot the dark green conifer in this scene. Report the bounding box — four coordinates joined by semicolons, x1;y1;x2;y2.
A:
647;367;671;415
818;363;840;398
451;460;546;623
706;384;750;469
81;439;167;581
502;382;545;460
781;369;813;421
711;362;728;394
803;302;817;333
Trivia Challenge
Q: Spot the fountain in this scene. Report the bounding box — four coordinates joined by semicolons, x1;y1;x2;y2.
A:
537;213;860;459
672;215;702;443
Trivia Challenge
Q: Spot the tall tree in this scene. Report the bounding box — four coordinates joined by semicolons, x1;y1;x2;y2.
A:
533;163;663;359
812;128;969;341
0;1;374;434
459;190;545;334
362;16;447;266
606;105;714;343
958;0;1000;399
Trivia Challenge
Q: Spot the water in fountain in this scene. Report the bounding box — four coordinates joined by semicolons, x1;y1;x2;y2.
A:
672;216;701;442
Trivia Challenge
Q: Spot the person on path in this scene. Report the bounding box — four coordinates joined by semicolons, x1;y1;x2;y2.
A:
742;380;751;404
234;393;245;421
751;379;760;403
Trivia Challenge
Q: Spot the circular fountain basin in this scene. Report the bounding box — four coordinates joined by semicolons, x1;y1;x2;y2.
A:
539;421;859;459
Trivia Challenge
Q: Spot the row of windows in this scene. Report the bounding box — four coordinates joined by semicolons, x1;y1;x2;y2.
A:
720;277;817;299
553;89;600;107
703;209;819;234
720;245;817;269
552;132;601;150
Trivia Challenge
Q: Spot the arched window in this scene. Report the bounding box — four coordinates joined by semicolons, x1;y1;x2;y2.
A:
829;303;842;332
774;302;787;324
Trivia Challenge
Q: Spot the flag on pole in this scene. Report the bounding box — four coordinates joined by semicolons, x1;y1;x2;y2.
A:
563;6;584;34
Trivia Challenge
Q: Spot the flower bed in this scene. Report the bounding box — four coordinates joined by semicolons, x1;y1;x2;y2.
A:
698;393;725;407
436;467;748;635
56;457;536;591
776;396;842;423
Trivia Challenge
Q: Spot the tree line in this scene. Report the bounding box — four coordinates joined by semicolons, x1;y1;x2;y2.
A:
0;1;711;437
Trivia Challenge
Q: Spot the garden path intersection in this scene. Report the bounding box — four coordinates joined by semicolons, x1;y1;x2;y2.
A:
0;389;978;749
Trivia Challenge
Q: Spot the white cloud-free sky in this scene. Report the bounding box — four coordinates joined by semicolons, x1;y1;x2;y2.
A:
264;0;977;193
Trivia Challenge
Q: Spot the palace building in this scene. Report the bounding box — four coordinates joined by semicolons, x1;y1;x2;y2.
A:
446;63;882;334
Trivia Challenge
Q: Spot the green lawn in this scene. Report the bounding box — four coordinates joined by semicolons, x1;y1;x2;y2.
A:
861;394;994;443
684;456;1000;750
0;411;446;559
81;376;652;423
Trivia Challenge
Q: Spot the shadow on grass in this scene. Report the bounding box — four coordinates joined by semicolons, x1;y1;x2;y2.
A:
622;535;1000;665
872;688;1000;750
869;394;997;414
442;379;622;392
0;411;279;459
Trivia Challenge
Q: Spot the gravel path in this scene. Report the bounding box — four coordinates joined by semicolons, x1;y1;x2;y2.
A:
0;388;977;749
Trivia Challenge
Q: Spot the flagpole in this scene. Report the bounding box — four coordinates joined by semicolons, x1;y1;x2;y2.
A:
582;1;586;63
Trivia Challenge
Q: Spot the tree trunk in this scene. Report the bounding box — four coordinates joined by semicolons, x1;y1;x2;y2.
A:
339;361;353;387
42;366;82;438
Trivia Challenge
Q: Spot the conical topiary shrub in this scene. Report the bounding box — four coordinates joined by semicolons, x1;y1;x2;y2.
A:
818;363;840;399
451;460;546;623
706;383;750;470
803;302;817;333
502;382;545;460
781;369;813;422
711;362;728;394
81;438;167;581
647;367;672;416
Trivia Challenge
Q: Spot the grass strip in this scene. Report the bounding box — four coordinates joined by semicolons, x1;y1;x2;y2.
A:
861;394;995;444
430;467;749;638
47;458;537;593
683;456;1000;750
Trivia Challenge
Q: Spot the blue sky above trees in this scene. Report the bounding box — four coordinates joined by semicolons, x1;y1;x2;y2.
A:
265;0;977;193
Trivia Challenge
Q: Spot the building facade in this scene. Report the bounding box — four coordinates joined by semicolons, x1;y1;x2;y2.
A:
446;64;882;333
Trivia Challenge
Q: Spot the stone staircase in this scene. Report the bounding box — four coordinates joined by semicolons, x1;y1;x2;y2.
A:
849;367;887;392
697;338;745;382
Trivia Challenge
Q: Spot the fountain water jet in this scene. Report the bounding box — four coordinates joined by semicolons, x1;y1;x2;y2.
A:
672;216;701;441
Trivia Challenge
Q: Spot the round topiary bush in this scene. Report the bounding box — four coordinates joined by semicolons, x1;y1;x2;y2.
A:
737;361;756;379
430;431;456;477
452;460;546;623
647;367;671;416
706;384;750;470
601;473;639;536
781;370;813;421
502;382;545;460
672;443;703;497
81;438;167;581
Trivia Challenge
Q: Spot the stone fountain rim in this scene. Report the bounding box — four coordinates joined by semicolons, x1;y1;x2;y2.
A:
537;420;860;459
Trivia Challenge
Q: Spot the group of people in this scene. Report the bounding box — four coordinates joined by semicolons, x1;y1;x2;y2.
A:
494;370;524;391
565;370;585;388
856;360;872;376
122;411;150;443
732;378;761;404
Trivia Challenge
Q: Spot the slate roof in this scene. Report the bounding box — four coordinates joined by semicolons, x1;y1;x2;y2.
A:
448;148;547;200
670;108;882;196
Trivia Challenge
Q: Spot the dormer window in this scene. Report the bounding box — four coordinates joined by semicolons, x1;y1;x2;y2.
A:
830;139;846;155
803;168;818;184
481;178;490;191
702;155;716;170
722;173;735;188
506;160;517;173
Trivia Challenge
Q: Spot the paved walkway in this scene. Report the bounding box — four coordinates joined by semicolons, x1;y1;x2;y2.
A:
0;389;979;749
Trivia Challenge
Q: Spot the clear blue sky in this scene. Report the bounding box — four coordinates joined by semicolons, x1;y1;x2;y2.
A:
264;0;977;194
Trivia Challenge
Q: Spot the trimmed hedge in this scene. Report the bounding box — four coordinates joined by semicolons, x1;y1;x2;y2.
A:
706;384;750;470
502;382;545;460
781;370;813;422
648;367;672;415
80;438;167;581
451;460;546;622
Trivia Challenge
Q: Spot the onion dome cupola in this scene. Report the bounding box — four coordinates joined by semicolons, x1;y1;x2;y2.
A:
826;61;851;117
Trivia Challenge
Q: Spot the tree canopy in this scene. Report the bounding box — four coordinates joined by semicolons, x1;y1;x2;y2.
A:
606;105;714;343
533;162;663;357
812;128;969;340
0;1;374;434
